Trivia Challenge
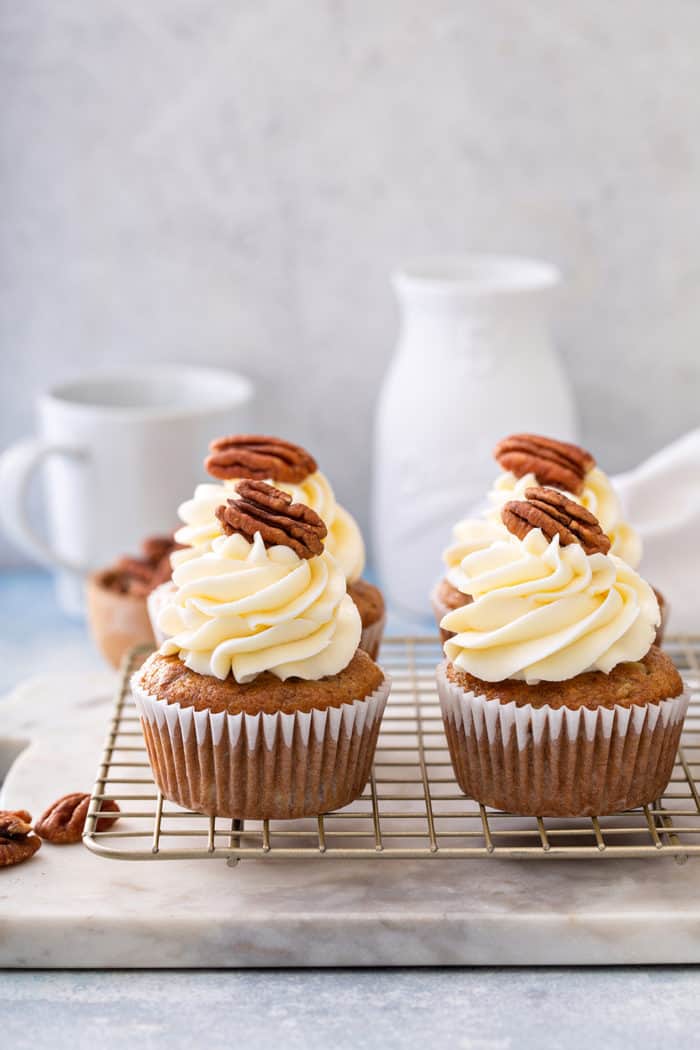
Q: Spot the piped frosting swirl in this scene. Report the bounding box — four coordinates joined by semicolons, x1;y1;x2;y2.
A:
442;527;659;684
159;528;361;684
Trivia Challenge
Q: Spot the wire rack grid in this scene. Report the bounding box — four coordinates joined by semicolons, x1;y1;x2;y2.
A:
83;636;700;865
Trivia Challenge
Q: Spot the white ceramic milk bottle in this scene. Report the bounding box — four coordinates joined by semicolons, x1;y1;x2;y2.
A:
372;255;577;617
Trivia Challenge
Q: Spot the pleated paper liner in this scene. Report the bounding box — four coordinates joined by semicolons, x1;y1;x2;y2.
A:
359;614;386;661
132;673;391;820
436;661;689;817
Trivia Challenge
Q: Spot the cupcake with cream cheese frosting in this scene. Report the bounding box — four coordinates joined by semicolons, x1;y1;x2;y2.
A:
149;435;385;659
86;533;182;668
435;486;686;816
431;434;668;644
133;480;390;819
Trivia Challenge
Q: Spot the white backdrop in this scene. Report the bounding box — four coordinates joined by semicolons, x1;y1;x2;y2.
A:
2;1;700;565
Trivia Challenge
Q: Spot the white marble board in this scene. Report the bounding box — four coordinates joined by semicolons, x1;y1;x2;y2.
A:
2;668;700;968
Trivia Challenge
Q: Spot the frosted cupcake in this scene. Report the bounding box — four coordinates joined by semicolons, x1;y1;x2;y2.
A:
431;433;668;643
435;486;686;816
149;435;385;659
133;481;390;819
86;534;181;668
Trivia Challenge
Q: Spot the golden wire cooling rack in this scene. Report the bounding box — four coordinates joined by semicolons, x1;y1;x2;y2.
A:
83;635;700;865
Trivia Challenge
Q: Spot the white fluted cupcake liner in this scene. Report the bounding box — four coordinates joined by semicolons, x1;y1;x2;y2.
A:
132;672;391;820
436;661;689;817
146;581;176;647
359;614;386;661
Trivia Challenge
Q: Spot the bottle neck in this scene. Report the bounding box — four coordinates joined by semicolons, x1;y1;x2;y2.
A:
392;256;559;359
396;293;550;361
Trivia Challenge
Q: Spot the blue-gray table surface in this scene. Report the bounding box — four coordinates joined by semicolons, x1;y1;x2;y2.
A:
1;569;698;1050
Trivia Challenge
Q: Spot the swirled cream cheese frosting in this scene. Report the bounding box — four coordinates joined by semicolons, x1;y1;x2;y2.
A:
173;472;365;582
443;518;506;572
442;527;659;684
159;529;362;683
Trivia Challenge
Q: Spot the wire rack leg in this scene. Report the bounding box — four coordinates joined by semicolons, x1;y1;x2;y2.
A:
226;818;244;867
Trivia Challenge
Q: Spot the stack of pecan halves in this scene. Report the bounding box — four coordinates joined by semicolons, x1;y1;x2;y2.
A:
502;486;611;555
216;480;327;559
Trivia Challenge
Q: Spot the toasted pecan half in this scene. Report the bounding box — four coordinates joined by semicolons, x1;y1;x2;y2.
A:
502;486;611;555
35;793;120;845
216;480;327;559
0;809;42;867
494;433;595;495
206;434;317;483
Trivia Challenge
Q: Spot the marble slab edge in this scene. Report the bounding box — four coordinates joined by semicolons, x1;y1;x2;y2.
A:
3;894;700;967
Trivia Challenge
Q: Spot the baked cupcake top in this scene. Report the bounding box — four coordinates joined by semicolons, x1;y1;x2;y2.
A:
173;434;365;583
158;481;361;683
445;646;682;709
139;649;383;715
442;487;659;684
443;434;642;572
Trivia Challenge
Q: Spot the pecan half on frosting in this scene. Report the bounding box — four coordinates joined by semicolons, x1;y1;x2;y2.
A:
205;434;317;483
493;434;595;496
216;480;327;559
35;793;120;845
502;486;611;555
0;809;42;867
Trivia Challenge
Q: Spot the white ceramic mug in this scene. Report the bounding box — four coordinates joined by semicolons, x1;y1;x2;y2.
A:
0;365;254;614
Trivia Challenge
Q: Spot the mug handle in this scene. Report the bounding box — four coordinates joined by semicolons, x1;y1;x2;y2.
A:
0;438;88;572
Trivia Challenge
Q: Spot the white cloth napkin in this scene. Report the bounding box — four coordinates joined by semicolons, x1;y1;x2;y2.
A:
613;429;700;634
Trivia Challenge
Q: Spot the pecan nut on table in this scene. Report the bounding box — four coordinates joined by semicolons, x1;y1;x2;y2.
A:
0;810;42;868
35;793;120;845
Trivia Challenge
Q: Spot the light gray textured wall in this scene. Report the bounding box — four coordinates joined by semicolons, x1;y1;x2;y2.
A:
2;1;699;565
